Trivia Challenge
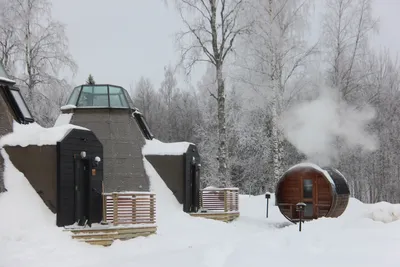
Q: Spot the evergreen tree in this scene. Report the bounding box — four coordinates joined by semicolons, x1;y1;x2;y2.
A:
86;74;95;85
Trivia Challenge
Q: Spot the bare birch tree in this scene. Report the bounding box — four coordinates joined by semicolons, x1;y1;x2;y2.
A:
237;0;316;189
0;0;77;126
0;2;19;76
131;76;157;127
174;0;250;186
323;0;377;102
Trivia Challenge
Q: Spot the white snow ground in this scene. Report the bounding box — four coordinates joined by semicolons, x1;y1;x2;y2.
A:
1;138;400;266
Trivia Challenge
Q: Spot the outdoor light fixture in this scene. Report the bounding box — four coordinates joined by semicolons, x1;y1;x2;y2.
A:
80;151;87;158
93;156;101;167
265;193;271;218
296;202;307;232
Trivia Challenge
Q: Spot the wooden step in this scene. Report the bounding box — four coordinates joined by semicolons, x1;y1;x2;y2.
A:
65;224;157;246
71;231;119;240
79;238;114;246
190;211;240;222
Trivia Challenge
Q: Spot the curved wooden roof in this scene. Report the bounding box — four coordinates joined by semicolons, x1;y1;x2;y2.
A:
322;167;350;195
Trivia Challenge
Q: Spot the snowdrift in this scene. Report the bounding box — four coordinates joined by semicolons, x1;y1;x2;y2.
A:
1;127;400;266
0;150;104;267
364;202;400;223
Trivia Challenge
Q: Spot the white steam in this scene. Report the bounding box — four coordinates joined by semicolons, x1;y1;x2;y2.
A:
279;87;378;166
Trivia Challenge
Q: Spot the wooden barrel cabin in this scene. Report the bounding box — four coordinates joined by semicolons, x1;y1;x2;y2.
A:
275;163;350;222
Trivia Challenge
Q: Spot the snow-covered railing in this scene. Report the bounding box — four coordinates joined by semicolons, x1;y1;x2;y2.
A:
199;188;239;212
102;192;156;226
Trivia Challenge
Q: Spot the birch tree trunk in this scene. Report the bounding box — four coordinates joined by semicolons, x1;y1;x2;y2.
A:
175;0;249;187
216;63;228;184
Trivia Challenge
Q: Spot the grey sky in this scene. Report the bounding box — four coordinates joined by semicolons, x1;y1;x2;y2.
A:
371;0;400;57
51;0;400;91
51;0;197;91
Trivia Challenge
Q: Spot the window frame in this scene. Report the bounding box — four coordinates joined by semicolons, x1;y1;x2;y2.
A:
1;84;34;124
133;112;154;140
70;84;132;109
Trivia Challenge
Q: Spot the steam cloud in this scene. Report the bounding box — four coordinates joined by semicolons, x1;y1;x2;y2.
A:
279;87;378;166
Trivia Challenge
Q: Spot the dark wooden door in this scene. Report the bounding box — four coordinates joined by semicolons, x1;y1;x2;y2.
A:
74;158;90;225
190;162;200;212
74;158;82;223
291;175;317;220
88;161;103;225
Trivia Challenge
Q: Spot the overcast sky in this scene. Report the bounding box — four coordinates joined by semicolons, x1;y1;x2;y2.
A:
51;0;400;91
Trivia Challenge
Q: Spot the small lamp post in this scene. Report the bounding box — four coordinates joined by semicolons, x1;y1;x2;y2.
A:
296;202;306;232
265;193;271;218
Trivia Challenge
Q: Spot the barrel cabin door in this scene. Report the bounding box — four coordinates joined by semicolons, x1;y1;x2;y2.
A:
301;178;315;219
291;176;317;220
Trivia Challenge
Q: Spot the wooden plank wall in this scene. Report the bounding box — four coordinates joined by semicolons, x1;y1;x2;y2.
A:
200;188;239;212
103;192;156;225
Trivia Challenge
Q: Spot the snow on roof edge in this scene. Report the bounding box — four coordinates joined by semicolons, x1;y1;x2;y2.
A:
0;122;89;148
286;162;336;190
0;76;16;84
142;138;195;156
54;113;73;127
60;104;76;111
103;191;156;195
331;168;349;184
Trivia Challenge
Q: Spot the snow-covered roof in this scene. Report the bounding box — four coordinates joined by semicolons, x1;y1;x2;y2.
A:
0;76;16;84
60;105;76;111
202;186;239;191
286;162;336;189
0;61;15;84
142;139;194;156
54;113;73;127
0;122;89;147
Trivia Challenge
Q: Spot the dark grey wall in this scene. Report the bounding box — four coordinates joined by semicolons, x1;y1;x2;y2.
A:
145;155;184;203
145;144;201;213
57;129;104;226
5;145;57;211
68;109;149;192
0;88;14;193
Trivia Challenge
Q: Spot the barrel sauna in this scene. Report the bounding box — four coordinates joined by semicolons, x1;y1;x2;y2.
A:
275;163;350;222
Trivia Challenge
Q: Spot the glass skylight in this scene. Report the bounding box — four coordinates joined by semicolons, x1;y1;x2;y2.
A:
66;84;134;109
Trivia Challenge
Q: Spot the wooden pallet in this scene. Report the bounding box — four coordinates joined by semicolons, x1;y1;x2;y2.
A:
65;224;157;246
189;211;240;222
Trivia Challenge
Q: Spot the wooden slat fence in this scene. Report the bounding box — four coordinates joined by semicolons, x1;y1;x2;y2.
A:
102;192;156;226
200;188;239;212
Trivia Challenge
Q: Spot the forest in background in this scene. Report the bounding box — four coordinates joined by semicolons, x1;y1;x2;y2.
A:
1;0;400;203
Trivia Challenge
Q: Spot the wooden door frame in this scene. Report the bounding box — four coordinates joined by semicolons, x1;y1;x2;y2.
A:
74;157;91;226
300;175;318;219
